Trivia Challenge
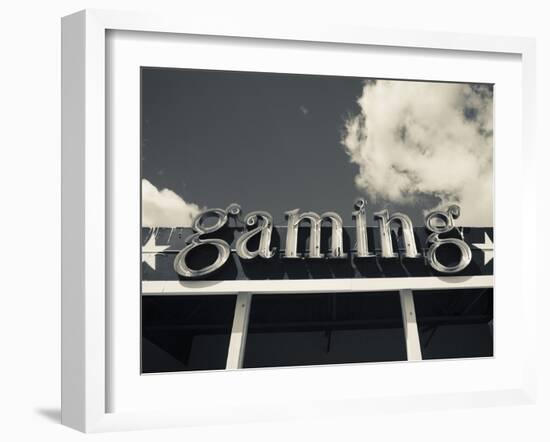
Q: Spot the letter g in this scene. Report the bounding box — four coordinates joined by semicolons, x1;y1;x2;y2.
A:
173;204;240;278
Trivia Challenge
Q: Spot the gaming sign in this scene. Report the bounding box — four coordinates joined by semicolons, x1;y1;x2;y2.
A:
142;199;494;281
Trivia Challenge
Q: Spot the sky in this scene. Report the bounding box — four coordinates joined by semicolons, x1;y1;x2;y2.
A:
141;68;493;227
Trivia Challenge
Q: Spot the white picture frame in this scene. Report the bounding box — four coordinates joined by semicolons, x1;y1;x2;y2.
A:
61;9;537;433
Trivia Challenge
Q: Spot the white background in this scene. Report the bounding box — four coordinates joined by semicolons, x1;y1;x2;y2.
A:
0;1;548;441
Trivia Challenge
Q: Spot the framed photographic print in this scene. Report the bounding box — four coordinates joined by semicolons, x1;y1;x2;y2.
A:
61;9;537;432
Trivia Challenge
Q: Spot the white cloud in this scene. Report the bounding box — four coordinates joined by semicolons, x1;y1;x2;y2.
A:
341;80;493;226
142;179;202;227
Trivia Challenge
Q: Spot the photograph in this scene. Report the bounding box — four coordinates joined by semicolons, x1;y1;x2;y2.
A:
140;68;494;373
0;0;543;438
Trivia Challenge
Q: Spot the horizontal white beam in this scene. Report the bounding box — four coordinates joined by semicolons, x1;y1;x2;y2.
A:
142;275;493;295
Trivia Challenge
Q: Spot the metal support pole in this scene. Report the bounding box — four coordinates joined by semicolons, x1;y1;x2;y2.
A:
226;292;252;369
399;289;422;361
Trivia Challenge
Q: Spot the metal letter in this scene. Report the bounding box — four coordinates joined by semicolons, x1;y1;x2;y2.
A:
352;198;375;258
284;209;346;259
235;211;276;259
173;203;241;278
374;209;421;258
425;205;472;273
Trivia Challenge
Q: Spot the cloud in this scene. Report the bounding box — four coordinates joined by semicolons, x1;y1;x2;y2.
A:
142;179;202;227
341;80;493;226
